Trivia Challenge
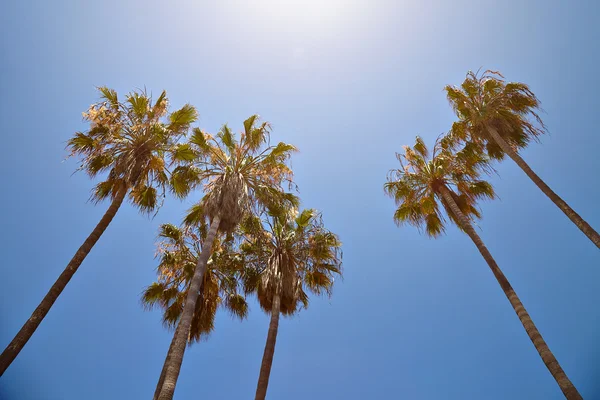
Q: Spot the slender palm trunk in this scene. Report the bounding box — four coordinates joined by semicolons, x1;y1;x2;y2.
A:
157;214;221;400
486;124;600;249
0;183;128;376
438;185;581;399
153;290;205;399
255;288;281;400
153;322;183;400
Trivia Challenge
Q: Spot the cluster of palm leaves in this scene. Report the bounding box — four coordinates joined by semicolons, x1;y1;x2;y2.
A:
0;88;342;400
1;69;596;400
385;70;598;400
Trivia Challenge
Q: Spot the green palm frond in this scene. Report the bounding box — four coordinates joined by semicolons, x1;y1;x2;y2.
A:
129;184;158;214
168;104;198;132
91;179;122;204
243;115;270;151
158;223;183;242
67;132;97;154
171;143;197;162
97;86;119;110
183;202;207;227
295;209;316;228
151;90;168;118
243;115;259;136
141;282;166;310
189;128;211;152
162;294;185;328
267;142;298;160
413;136;428;158
126;92;150;119
170;165;201;199
86;154;114;177
218;124;237;152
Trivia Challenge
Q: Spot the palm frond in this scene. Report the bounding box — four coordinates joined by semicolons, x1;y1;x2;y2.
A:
170;165;201;199
127;91;150;119
158;223;183;242
224;294;249;320
97;86;119;110
168;104;198;132
218;124;236;152
171;143;197;162
189;128;211;152
130;184;158;214
183;202;207;227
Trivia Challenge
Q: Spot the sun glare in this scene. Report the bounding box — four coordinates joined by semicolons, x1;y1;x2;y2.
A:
247;0;349;31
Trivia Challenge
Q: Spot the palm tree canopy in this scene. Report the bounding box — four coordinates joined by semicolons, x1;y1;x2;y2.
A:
384;136;495;237
141;223;248;343
169;115;298;232
445;70;546;160
239;207;342;316
67;87;198;213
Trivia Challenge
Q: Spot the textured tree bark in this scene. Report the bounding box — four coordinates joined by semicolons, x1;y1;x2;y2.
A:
255;288;282;400
157;214;221;400
486;123;600;249
0;183;128;376
153;322;184;400
438;184;582;399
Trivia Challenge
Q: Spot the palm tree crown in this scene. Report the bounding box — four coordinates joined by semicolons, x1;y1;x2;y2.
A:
384;136;495;236
142;223;248;343
170;115;298;232
240;208;343;315
67;87;198;213
445;70;545;160
446;69;600;248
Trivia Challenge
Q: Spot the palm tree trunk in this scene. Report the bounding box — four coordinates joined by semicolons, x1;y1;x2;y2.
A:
153;321;183;400
438;184;581;399
157;214;221;400
255;288;281;400
486;123;600;249
0;183;128;376
153;290;205;399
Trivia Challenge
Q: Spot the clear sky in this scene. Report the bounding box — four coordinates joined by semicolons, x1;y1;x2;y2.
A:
1;0;599;399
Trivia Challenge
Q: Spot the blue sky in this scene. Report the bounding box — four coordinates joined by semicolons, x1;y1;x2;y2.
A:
1;0;599;399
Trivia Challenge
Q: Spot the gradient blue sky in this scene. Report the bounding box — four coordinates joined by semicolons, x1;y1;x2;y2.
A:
1;0;599;399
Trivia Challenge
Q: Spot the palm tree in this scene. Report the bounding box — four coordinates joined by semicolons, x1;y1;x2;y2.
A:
155;115;298;400
0;88;197;376
239;208;342;400
384;137;581;399
142;223;248;400
445;70;600;248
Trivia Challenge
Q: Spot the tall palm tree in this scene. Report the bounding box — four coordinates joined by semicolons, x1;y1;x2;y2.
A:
384;137;582;399
155;115;298;400
239;208;342;400
142;223;248;400
0;88;197;375
445;70;600;248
